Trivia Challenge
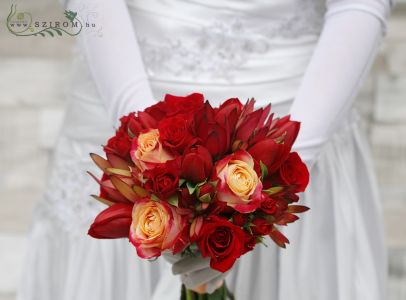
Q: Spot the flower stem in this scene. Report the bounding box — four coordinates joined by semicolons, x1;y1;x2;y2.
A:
181;283;235;300
186;288;196;300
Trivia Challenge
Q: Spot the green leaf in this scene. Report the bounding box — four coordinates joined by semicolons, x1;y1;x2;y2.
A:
105;168;132;177
198;193;211;203
90;195;114;207
150;194;160;202
209;180;218;188
179;178;186;187
186;181;197;195
168;194;179;207
46;30;54;37
263;186;283;195
260;161;268;180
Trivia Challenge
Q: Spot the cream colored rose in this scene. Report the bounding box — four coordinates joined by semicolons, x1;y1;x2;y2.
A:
132;201;168;246
131;129;174;170
216;150;263;213
226;160;259;200
130;199;184;258
138;129;160;154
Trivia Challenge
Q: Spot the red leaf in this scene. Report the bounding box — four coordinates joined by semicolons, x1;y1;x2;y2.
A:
90;153;111;171
287;205;310;214
110;176;139;202
269;227;290;248
274;213;299;226
106;153;131;169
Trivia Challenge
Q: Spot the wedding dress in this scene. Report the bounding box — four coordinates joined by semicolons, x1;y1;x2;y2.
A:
17;0;392;299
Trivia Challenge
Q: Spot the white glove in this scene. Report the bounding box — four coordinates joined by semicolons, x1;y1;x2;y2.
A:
290;0;392;167
163;253;229;294
63;0;156;127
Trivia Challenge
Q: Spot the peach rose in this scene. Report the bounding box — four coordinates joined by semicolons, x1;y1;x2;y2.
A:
129;198;185;258
130;129;174;170
216;150;263;213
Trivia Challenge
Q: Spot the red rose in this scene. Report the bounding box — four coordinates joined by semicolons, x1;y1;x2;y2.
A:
144;161;180;199
181;145;213;183
158;115;193;151
145;101;167;122
251;218;272;235
279;152;309;192
104;130;132;160
164;93;205;116
196;216;246;273
88;204;133;239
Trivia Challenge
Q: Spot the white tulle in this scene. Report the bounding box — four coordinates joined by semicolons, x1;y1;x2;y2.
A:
18;0;389;299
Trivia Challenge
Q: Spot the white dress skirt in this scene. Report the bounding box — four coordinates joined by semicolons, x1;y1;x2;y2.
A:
18;0;386;299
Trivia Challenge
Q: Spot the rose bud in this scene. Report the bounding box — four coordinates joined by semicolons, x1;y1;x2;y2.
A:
279;152;309;192
216;150;263;213
130;129;174;170
88;204;133;239
251;218;272;235
179;187;197;207
181;145;213;183
260;196;277;214
197;182;216;203
130;198;186;259
242;232;257;254
196;216;246;273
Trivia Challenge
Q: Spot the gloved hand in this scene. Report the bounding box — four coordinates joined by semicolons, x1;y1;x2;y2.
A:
163;252;229;294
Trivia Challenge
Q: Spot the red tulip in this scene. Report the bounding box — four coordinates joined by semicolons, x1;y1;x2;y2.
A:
248;138;291;174
181;145;213;183
88;204;133;239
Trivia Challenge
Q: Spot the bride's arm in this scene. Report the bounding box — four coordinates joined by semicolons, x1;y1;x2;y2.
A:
290;0;393;166
62;0;154;127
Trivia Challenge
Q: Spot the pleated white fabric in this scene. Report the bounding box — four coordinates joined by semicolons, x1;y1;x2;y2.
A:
18;0;387;299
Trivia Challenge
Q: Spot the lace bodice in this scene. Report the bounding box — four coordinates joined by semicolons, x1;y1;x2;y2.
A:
128;0;326;83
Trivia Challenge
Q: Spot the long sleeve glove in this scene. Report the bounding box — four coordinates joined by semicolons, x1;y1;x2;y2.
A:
62;0;155;127
290;0;392;166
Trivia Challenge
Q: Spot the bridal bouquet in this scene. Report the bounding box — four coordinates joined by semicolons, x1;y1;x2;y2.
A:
88;93;309;299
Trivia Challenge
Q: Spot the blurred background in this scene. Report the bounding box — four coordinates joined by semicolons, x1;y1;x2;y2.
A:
0;1;405;300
